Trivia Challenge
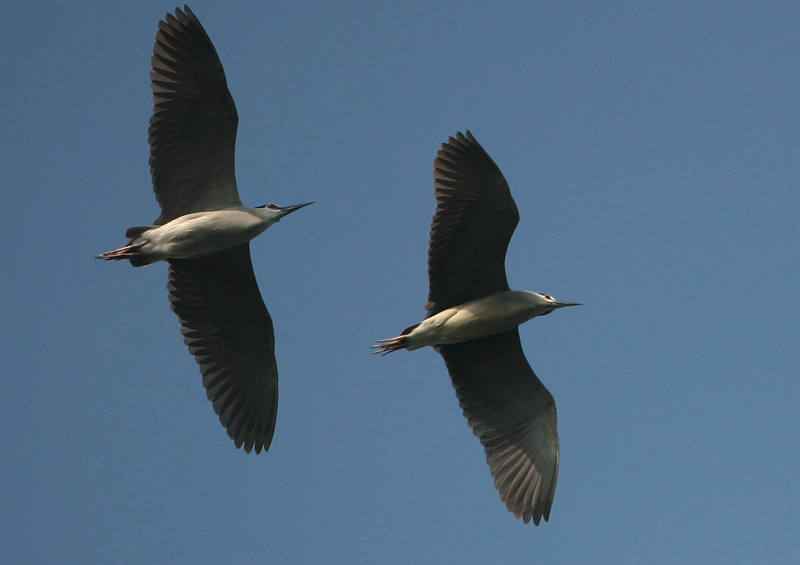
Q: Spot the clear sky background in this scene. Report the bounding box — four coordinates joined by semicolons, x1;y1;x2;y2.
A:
2;1;799;563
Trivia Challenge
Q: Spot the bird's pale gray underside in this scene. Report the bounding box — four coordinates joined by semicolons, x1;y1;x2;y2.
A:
168;243;278;453
437;329;559;525
149;5;242;226
427;131;520;314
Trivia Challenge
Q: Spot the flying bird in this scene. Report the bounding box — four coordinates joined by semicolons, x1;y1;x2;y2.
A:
98;5;311;453
373;131;579;525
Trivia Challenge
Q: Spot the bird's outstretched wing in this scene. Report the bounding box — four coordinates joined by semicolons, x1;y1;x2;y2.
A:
149;6;241;225
168;243;278;453
427;131;519;314
437;329;559;525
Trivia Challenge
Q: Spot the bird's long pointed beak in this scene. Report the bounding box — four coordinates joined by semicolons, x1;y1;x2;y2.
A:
282;201;315;213
554;301;582;308
279;201;314;217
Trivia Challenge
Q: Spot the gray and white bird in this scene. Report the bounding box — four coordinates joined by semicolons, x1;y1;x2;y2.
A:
99;6;311;453
373;131;579;525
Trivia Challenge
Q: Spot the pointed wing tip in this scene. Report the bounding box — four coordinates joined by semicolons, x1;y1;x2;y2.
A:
441;129;477;148
513;500;551;526
235;434;273;454
167;5;192;19
159;5;196;31
227;411;276;454
501;480;555;526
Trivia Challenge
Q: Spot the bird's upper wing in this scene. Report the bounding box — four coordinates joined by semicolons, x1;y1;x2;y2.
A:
149;6;241;225
437;329;559;525
426;131;519;314
168;243;277;453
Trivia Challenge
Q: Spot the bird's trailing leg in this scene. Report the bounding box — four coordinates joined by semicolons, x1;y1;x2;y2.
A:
96;242;145;261
371;335;408;355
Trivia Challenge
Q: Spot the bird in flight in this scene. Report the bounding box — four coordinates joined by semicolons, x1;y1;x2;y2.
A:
98;5;311;453
373;131;579;524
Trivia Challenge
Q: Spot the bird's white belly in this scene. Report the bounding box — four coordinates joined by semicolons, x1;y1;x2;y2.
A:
146;210;267;259
404;291;542;349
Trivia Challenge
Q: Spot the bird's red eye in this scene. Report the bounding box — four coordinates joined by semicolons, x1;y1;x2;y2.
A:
267;204;279;210
543;294;553;300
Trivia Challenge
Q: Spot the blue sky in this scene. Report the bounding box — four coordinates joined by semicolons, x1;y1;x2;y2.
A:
2;1;799;563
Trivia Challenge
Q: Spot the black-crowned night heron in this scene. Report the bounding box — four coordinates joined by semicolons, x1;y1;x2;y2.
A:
99;6;311;453
374;131;579;524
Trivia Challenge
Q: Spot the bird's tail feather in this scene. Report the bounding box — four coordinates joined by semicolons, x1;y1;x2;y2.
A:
125;225;156;241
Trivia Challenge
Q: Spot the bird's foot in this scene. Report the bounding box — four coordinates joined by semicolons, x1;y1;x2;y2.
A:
96;244;139;261
371;336;407;355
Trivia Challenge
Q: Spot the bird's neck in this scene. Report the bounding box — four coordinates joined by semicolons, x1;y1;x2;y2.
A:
249;207;282;224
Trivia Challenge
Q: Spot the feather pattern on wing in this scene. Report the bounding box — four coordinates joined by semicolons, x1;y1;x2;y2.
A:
168;243;278;453
149;6;241;225
438;329;559;525
427;131;519;314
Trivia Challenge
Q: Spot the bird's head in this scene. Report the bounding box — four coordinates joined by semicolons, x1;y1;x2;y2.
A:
531;292;581;317
256;201;314;224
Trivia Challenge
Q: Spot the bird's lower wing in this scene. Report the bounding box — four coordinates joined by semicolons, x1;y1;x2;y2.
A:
437;329;559;525
168;243;278;453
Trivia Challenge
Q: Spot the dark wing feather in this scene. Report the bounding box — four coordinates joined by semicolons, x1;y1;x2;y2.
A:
168;243;277;453
427;131;519;314
150;6;241;225
438;329;559;525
